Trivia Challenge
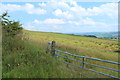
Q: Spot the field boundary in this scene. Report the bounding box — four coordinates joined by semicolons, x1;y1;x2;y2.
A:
46;41;120;79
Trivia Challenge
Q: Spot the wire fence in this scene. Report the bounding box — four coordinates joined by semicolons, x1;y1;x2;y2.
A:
46;41;120;79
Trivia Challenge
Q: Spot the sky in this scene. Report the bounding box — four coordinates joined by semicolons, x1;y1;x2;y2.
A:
0;0;118;33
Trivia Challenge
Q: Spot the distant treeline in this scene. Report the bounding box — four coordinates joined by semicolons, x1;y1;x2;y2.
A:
83;35;119;39
101;37;119;39
83;35;97;38
69;34;119;39
69;34;97;38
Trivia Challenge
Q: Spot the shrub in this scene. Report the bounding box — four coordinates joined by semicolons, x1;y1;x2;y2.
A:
1;12;23;37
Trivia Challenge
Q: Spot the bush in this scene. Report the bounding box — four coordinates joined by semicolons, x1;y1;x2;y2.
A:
1;12;23;37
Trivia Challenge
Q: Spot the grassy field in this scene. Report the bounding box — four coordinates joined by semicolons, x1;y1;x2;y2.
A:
25;30;118;61
3;30;119;78
3;36;83;78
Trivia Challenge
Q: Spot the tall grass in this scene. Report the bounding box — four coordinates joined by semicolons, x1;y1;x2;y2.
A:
3;30;119;78
25;30;118;61
23;30;119;78
3;34;85;78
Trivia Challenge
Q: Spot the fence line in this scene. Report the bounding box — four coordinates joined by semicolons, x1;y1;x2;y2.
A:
58;59;119;79
46;41;120;79
56;49;119;65
56;54;120;72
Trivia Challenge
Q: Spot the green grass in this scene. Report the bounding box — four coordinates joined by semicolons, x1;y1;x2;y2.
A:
25;30;118;61
3;30;119;78
2;35;84;78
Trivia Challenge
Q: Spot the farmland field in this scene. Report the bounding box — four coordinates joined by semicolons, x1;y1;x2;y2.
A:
25;30;118;61
3;30;119;78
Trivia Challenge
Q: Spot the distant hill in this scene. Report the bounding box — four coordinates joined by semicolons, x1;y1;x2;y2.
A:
94;32;119;39
64;32;119;39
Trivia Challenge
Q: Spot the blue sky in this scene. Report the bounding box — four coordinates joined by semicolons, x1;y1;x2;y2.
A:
0;1;118;33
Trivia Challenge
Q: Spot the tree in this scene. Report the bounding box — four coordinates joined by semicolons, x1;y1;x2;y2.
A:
1;12;23;37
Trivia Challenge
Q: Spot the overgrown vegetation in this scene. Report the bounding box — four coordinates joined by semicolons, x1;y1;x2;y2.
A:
2;13;87;78
1;12;23;37
2;12;119;78
24;30;119;78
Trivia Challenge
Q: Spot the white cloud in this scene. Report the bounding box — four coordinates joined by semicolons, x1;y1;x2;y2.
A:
0;0;119;2
87;3;118;17
53;9;73;19
0;2;117;32
25;3;34;9
38;3;46;7
26;8;46;14
33;18;108;27
79;17;108;27
1;2;117;19
25;18;113;33
69;1;78;7
0;3;21;12
33;19;65;24
24;3;46;14
33;19;41;24
67;21;80;25
82;18;95;25
23;24;35;30
44;19;65;24
52;2;117;19
58;2;70;8
0;3;46;14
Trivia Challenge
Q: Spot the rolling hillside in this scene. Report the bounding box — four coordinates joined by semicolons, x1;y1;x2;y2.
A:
25;30;118;61
3;30;119;78
66;32;119;39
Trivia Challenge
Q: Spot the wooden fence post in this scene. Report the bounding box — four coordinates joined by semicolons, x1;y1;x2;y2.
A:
46;42;51;54
82;57;85;68
51;41;56;56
